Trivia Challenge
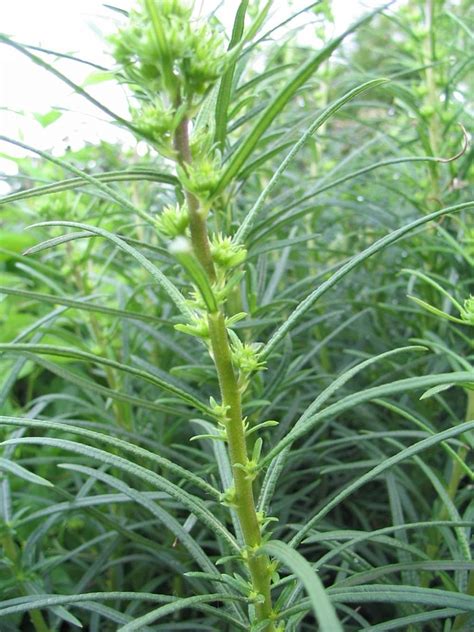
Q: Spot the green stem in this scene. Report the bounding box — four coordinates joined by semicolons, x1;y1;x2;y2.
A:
173;116;274;629
174;113;275;632
208;311;274;628
174;117;216;281
29;610;51;632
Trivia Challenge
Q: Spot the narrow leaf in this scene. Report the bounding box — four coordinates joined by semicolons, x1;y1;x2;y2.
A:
234;78;387;243
214;5;388;194
0;457;53;488
261;540;343;631
263;201;474;358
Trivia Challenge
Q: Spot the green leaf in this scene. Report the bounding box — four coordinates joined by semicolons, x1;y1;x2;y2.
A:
373;399;473;480
0;286;165;325
258;346;427;513
282;585;474;619
335;560;474;588
0;169;176;205
0;343;210;413
412;456;471;562
289;419;474;549
361;608;465;631
0;591;246;629
329;584;474;612
82;70;115;86
214;6;387;194
307;521;474;577
262;201;474;358
234;78;388;244
144;0;175;97
261;540;343;632
9;353;181;415
420;383;455;399
0;416;219;498
169;238;218;312
215;0;249;150
27;221;193;320
116;593;244;631
0;34;136;131
33;110;62;127
407;296;465;324
264;372;474;467
251;153;466;242
0;136;158;223
58;463;218;574
0;435;239;552
0;457;53;487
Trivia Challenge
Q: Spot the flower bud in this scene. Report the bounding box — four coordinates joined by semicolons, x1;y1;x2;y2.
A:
155;204;189;238
131;99;175;144
178;154;222;200
211;234;247;269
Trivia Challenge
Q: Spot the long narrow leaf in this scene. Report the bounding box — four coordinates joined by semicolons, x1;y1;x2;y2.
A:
261;540;343;631
262;201;474;358
234;78;387;243
263;372;474;466
0;137;155;224
0;169;176;205
214;5;388;194
215;0;249;150
0;286;165;325
26;220;193;319
289;420;474;548
0;416;219;498
0;343;210;413
0;436;239;552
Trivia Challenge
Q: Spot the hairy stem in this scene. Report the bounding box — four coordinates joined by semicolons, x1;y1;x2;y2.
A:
174;117;216;281
173;117;275;629
208;312;275;627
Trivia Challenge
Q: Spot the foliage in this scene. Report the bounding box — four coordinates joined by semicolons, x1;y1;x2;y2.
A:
0;1;473;630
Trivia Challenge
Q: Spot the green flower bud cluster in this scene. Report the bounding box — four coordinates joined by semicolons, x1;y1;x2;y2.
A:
175;313;209;338
234;438;263;481
419;104;435;119
175;311;246;340
211;234;247;269
209;396;230;426
227;331;266;391
155;203;189;238
131;99;176;148
181;22;226;97
219;486;237;508
110;0;227;143
231;338;265;375
178;153;223;201
189;126;214;160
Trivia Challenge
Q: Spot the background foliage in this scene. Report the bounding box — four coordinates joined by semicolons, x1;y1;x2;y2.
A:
0;0;473;630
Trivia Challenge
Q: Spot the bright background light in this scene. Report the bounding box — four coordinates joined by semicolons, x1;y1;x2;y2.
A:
0;0;387;186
